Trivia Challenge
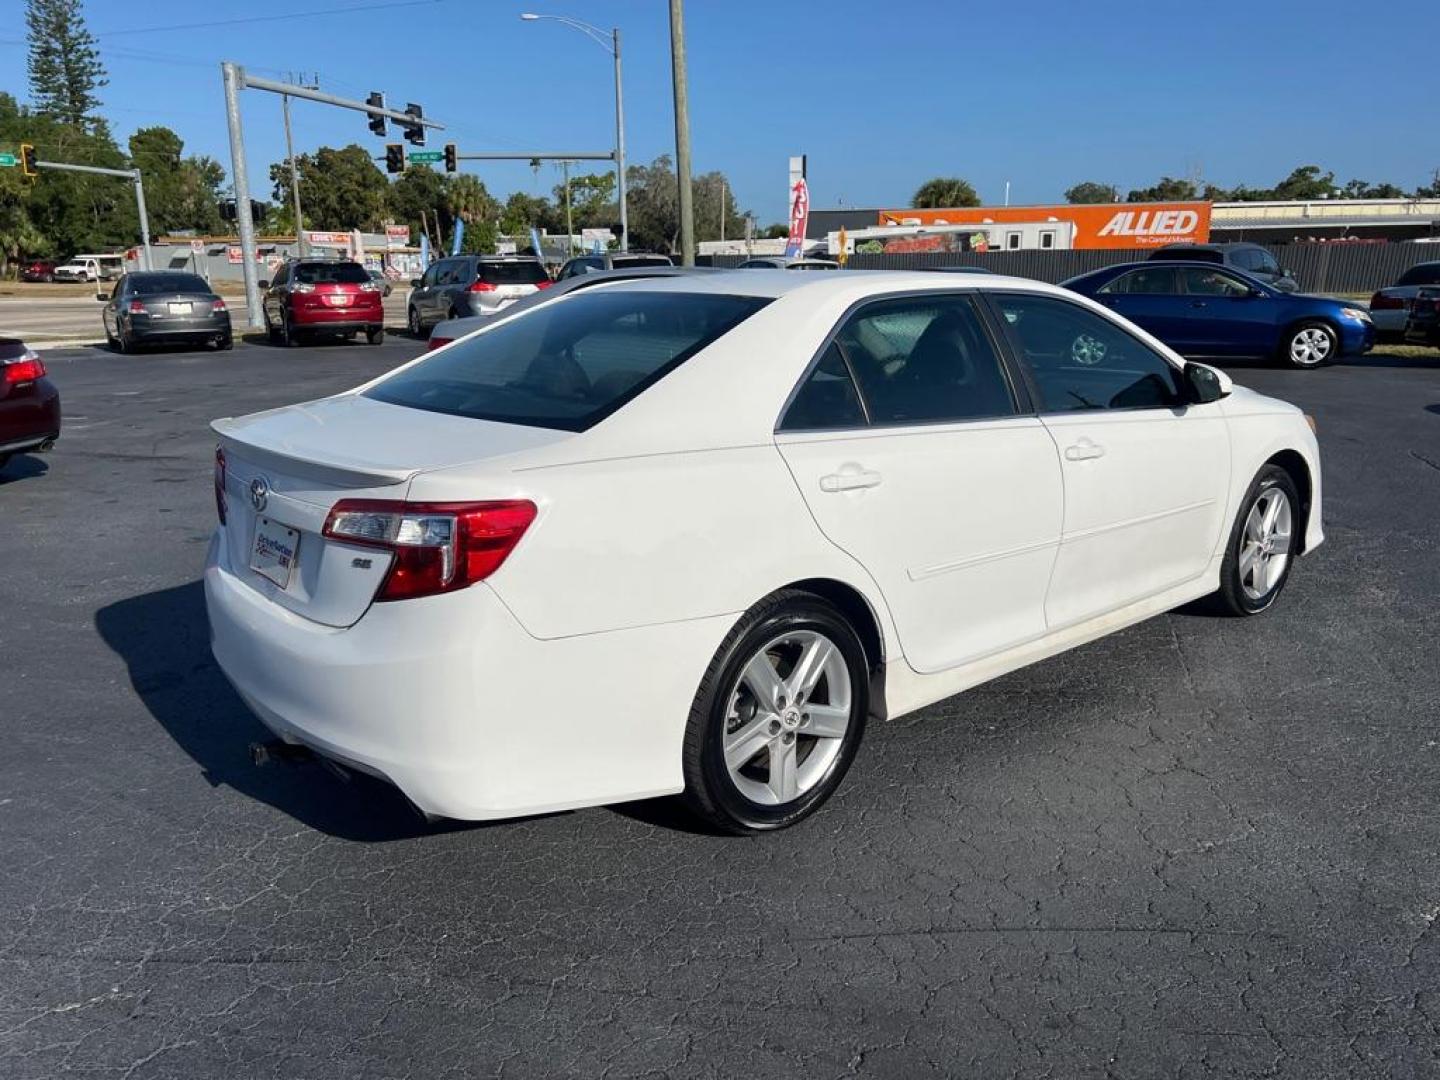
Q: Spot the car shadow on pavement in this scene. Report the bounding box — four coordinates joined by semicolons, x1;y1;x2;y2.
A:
0;454;49;483
94;580;497;842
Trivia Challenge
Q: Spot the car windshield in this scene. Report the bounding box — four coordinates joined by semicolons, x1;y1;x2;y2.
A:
129;274;211;295
1398;264;1440;287
478;261;550;285
366;289;770;431
293;262;370;285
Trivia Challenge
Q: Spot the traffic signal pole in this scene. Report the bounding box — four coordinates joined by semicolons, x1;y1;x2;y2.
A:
33;159;153;272
220;61;445;330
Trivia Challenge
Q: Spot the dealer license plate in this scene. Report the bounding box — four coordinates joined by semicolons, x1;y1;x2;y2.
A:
168;302;192;315
250;517;300;589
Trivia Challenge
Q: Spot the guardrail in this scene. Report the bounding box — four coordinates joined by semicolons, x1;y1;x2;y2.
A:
706;244;1437;294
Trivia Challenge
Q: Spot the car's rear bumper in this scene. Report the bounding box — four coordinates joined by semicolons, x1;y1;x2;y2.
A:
129;314;231;341
0;378;61;453
291;311;384;332
204;529;723;821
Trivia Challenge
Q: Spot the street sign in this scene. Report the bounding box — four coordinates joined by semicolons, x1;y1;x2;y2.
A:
0;153;16;167
408;150;442;163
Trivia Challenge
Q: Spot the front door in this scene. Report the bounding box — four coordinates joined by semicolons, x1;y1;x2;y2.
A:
1177;267;1277;357
775;293;1063;674
1094;265;1190;350
989;291;1230;629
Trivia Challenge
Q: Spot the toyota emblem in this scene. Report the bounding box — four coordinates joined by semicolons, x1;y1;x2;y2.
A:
249;476;270;512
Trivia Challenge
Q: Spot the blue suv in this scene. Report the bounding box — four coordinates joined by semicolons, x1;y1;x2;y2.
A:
1063;261;1373;369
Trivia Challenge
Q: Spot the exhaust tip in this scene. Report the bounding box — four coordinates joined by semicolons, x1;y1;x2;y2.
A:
37;438;55;453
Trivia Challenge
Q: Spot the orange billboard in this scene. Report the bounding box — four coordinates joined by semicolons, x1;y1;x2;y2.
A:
877;202;1211;250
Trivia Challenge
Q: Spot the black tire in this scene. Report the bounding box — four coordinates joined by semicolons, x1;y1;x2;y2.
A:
0;452;11;470
407;306;422;337
681;590;870;834
447;305;460;321
1209;464;1301;616
279;311;296;347
1280;320;1338;369
366;327;385;345
114;330;131;354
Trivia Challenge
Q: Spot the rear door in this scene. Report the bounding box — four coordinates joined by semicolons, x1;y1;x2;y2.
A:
776;292;1063;673
1094;266;1188;349
1178;267;1276;356
989;291;1229;628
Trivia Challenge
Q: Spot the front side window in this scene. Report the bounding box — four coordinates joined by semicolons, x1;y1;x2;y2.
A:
828;295;1016;425
1181;268;1252;297
993;293;1182;413
365;290;770;431
1100;268;1180;295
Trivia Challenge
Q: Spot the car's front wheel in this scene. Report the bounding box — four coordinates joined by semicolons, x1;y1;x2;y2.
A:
1283;321;1337;369
1211;465;1301;616
682;591;870;834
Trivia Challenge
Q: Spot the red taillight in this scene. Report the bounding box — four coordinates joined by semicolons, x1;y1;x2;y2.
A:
322;499;538;601
1369;292;1404;311
534;279;553;289
213;446;227;525
128;299;146;314
2;352;45;385
427;336;454;351
211;298;227;312
467;280;496;292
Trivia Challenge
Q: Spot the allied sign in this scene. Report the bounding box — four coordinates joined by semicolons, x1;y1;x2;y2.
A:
877;201;1211;249
784;178;810;258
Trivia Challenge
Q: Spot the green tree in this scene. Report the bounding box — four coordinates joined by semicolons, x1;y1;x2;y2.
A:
128;126;225;235
1126;176;1199;202
270;144;389;232
552;171;616;229
26;0;107;131
759;223;789;239
386;164;448;239
1416;169;1440;199
692;171;747;243
625;155;680;252
1064;181;1119;204
445;173;497;253
911;177;980;209
1271;165;1336;201
498;191;558;237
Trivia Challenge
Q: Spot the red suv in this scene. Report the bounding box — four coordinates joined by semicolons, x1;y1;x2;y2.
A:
261;259;385;346
0;338;61;473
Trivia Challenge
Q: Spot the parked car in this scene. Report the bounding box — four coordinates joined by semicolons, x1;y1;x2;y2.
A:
262;259;385;346
0;338;60;473
367;269;393;298
101;272;232;353
1368;261;1440;340
737;257;840;270
52;254;124;283
207;272;1322;833
425;265;726;350
1402;287;1440;348
406;255;550;335
923;265;997;275
1064;261;1372;368
1149;243;1299;293
21;260;58;283
556;252;673;280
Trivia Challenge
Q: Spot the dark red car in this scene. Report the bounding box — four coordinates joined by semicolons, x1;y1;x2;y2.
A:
21;260;58;283
260;259;386;346
0;338;60;472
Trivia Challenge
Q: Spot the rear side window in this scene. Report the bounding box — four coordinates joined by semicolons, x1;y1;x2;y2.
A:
478;261;550;285
1100;268;1179;295
365;290;770;431
1398;264;1440;286
294;262;369;285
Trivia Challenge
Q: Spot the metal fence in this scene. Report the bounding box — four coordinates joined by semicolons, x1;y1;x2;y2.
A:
706;244;1438;294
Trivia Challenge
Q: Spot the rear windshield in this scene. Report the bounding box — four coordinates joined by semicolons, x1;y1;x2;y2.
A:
1398;263;1440;286
129;274;211;295
613;256;673;268
365;290;770;431
478;260;550;285
294;262;370;285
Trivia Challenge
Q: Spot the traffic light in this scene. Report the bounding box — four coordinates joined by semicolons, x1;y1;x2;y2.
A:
385;144;405;174
443;143;457;173
219;198;236;222
402;103;424;146
366;91;386;137
19;143;36;177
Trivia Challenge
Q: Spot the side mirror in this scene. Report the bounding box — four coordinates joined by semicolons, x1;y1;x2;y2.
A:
1248;287;1266;298
409;278;422;288
95;290;110;301
258;279;270;289
1183;361;1231;405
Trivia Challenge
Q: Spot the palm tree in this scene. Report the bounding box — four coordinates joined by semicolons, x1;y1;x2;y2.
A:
911;177;981;209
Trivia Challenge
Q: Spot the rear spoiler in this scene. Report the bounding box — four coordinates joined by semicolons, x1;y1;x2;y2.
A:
212;418;412;490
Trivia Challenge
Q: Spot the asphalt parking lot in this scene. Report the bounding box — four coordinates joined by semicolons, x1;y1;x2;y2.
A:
2;338;1439;1079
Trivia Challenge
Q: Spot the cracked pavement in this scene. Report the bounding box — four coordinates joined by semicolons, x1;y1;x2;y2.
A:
2;339;1438;1078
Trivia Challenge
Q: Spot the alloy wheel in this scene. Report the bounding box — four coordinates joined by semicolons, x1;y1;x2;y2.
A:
1289;327;1333;366
1239;487;1293;601
722;630;852;806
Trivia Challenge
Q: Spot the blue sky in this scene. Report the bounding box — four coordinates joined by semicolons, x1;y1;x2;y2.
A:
2;0;1436;223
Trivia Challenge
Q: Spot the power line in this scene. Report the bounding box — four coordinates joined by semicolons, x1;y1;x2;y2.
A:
93;0;444;38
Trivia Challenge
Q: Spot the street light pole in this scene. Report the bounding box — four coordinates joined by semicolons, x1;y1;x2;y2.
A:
668;0;695;265
520;14;628;252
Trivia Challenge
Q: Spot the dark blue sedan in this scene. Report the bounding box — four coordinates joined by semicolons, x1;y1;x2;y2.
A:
1063;261;1374;369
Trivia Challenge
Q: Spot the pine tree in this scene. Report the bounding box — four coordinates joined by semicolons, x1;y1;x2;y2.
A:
26;0;108;130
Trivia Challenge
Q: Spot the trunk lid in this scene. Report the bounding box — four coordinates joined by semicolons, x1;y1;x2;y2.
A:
213;393;570;626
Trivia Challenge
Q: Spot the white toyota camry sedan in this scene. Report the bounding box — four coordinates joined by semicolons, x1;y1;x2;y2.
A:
205;272;1322;833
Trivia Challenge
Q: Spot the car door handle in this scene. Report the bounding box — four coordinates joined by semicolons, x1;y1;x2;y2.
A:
1190;301;1208;308
1063;439;1105;462
819;468;882;492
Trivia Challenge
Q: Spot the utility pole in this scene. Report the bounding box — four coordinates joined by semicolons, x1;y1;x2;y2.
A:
561;160;574;255
668;0;695;265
